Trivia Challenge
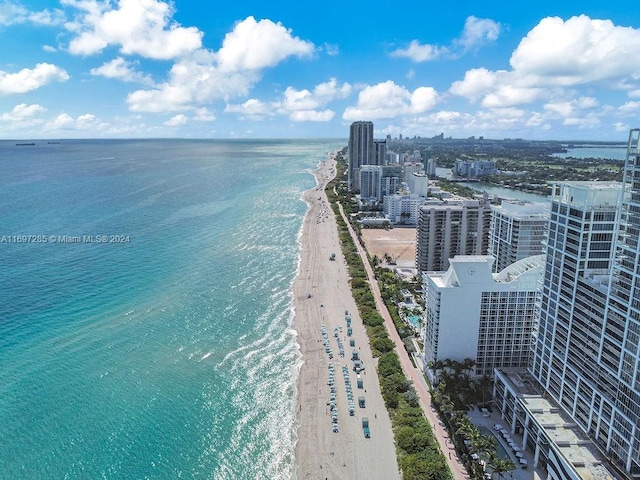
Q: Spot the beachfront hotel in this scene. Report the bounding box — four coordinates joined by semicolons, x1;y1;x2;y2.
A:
416;196;492;272
488;201;549;272
422;255;543;385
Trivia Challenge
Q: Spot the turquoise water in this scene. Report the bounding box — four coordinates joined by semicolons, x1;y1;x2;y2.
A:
407;315;421;329
0;139;341;479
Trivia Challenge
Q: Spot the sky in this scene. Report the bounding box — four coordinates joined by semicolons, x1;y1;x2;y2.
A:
1;0;640;140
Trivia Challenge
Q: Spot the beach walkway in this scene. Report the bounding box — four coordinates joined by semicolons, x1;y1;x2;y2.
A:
336;201;471;480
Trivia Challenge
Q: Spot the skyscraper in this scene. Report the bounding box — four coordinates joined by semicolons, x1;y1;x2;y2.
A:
531;174;640;476
348;121;374;191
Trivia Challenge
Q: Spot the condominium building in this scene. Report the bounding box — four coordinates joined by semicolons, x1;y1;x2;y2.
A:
359;165;381;201
374;139;387;166
425;157;437;178
407;172;429;197
529;177;640;477
416;197;492;272
383;193;426;225
422;255;543;384
488;201;549;272
348;121;374;191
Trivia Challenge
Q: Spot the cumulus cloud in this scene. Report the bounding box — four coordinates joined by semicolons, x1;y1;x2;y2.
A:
193;107;215;122
224;98;273;118
510;15;640;85
45;112;99;131
90;57;155;85
216;16;314;71
343;81;438;120
63;0;203;59
289;110;334;122
456;16;501;50
126;16;315;113
164;114;187;126
391;16;500;62
0;63;69;94
0;103;46;121
0;1;65;26
390;40;449;62
127;58;258;112
450;15;640;109
279;78;351;120
0;103;47;129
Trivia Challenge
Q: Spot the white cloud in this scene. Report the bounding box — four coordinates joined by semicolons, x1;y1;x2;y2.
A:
281;78;351;112
0;63;69;94
90;57;155;85
391;16;500;62
544;101;574;116
481;85;542;108
619;101;640;113
390;40;448;62
0;103;47;122
510;15;640;85
451;15;640;110
193;108;215;122
216;16;314;71
126;16;315;113
224;98;276;121
0;103;47;129
449;68;502;101
43;112;101;131
456;16;501;50
43;45;57;52
164;114;187;126
343;81;438;120
323;43;339;56
127;59;258;112
0;1;65;26
289;110;334;122
63;0;203;60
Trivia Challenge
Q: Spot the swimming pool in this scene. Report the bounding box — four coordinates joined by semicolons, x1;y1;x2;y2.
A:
478;426;510;460
407;315;421;329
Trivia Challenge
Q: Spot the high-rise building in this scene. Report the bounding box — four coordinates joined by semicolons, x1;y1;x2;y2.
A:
425;157;437;178
423;255;544;384
359;165;382;201
348;121;374;191
374;139;387;166
530;179;640;476
606;128;640;475
488;201;549;272
416;197;492;272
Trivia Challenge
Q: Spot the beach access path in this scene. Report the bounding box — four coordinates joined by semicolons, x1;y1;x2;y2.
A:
293;153;400;480
336;200;471;480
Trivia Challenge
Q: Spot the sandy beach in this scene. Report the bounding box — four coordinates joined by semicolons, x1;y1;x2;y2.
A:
293;153;400;480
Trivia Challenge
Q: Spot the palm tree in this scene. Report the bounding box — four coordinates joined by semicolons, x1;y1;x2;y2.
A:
488;456;516;480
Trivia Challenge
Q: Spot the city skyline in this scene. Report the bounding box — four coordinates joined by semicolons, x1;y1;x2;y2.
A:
2;0;640;140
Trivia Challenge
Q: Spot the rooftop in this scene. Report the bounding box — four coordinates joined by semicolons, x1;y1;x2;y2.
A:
497;368;618;480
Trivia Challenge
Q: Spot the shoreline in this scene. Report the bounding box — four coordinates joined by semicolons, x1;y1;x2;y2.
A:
292;151;400;480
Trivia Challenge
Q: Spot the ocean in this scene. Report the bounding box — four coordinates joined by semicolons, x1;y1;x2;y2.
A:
0;139;342;479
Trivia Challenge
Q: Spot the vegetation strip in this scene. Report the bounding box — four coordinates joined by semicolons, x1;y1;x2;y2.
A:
325;151;452;480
